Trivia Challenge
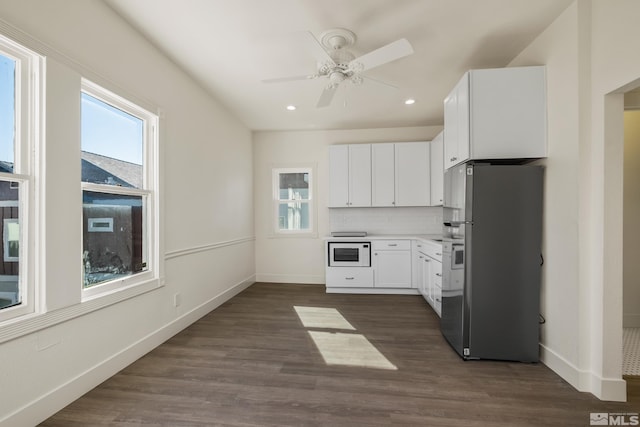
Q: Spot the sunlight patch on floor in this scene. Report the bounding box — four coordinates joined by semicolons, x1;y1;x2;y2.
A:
307;330;398;370
294;306;356;330
294;305;397;370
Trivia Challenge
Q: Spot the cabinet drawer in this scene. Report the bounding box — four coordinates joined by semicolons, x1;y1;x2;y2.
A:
326;267;374;288
420;241;443;262
373;240;411;251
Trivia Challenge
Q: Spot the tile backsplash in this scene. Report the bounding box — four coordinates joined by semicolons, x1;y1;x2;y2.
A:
329;207;443;235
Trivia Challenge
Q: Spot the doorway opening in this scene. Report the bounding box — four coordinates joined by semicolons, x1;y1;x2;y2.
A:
623;89;640;378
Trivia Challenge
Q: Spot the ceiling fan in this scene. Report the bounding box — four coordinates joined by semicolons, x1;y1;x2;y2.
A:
261;28;414;108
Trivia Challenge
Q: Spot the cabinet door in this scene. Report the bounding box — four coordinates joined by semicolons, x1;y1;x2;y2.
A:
430;132;444;206
348;144;372;207
328;145;349;207
456;74;470;165
395;142;430;207
444;73;470;170
412;242;424;289
443;84;459;170
373;250;412;288
430;260;442;317
371;143;395;207
420;255;431;300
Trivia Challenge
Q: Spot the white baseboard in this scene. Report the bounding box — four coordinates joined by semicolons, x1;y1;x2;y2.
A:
540;343;627;402
1;275;255;427
256;273;324;284
623;314;640;328
326;287;420;295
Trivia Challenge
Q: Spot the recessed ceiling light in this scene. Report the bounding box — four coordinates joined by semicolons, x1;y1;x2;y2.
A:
404;99;416;105
286;105;297;111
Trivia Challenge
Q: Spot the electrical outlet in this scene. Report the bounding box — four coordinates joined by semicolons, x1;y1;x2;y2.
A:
173;293;181;307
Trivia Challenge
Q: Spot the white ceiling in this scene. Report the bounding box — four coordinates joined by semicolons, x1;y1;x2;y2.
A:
104;0;573;131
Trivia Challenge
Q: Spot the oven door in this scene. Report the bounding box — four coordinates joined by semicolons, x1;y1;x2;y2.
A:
328;242;371;267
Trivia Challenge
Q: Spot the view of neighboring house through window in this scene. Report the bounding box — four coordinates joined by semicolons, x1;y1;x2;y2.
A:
0;36;40;318
81;81;156;293
273;167;313;234
0;54;19;310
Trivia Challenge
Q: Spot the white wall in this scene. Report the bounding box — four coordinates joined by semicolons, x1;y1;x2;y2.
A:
623;110;640;327
253;127;442;284
0;1;254;425
508;0;586;394
510;0;640;401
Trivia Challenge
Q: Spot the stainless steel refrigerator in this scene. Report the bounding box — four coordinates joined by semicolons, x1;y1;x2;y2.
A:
441;162;543;362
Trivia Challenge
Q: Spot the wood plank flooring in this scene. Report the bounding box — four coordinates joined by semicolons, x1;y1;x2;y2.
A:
40;283;640;426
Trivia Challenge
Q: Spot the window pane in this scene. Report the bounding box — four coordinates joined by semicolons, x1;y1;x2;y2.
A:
83;190;147;288
81;93;143;188
278;172;309;200
0;180;19;309
0;53;15;170
277;201;310;231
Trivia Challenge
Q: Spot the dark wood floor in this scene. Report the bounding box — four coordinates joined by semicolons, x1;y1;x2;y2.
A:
41;283;639;426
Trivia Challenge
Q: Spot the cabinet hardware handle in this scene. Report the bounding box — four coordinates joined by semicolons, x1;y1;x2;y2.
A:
436;273;442;277
436;252;442;256
345;277;354;280
417;244;422;248
425;259;430;262
436;298;441;302
419;256;423;259
388;244;398;247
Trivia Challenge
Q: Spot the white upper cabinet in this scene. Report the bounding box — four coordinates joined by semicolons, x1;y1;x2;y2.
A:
444;66;547;170
371;142;430;207
371;143;395;207
330;141;433;208
395;142;430;207
429;132;444;206
328;144;371;207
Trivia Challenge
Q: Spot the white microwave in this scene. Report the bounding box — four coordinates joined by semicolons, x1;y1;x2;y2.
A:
327;242;371;267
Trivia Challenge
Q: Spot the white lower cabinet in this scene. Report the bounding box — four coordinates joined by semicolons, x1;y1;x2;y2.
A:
325;238;441;297
325;267;374;288
373;240;412;288
414;240;443;317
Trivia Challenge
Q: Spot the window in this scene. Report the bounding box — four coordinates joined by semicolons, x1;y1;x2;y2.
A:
272;167;314;235
81;80;158;297
0;35;41;319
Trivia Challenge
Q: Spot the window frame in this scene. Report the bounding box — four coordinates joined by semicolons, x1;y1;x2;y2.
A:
0;34;42;323
272;166;316;236
80;79;159;300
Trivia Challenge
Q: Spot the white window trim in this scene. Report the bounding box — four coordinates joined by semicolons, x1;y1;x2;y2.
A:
0;34;43;324
271;166;317;237
80;79;160;301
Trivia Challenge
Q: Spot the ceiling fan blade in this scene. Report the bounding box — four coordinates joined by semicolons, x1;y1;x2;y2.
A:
316;86;338;108
349;38;413;72
261;74;316;83
362;75;399;90
304;31;336;66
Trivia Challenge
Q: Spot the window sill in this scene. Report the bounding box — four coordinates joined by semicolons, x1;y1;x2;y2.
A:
269;231;319;239
0;277;163;344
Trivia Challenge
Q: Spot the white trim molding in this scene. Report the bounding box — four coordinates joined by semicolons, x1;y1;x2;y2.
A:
539;343;627;402
165;236;255;260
